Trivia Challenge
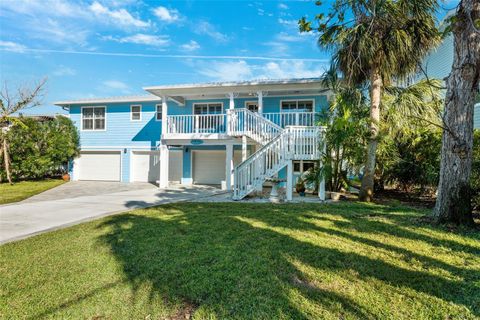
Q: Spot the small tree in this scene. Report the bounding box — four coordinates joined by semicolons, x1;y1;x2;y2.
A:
0;79;47;184
300;0;440;201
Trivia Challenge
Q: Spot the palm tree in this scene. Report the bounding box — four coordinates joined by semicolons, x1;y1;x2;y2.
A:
300;0;440;201
0;79;46;184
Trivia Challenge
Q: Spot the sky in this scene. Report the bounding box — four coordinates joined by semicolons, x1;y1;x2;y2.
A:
0;0;459;114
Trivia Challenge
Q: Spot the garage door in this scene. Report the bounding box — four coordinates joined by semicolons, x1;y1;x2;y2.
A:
77;151;121;181
131;150;182;183
193;150;242;185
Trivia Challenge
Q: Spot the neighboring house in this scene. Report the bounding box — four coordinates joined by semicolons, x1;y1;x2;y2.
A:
421;29;480;129
55;78;331;200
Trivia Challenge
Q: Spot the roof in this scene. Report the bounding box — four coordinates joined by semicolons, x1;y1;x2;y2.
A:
54;94;162;106
144;78;325;97
54;78;328;107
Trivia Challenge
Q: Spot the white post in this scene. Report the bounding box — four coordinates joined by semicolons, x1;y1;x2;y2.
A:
225;144;234;190
159;143;169;189
257;91;263;114
161;96;168;135
227;92;235;135
286;160;293;201
159;96;169;189
319;131;326;201
242;135;247;161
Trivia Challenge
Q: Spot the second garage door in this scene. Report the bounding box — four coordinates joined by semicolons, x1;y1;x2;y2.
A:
192;150;242;185
131;150;182;183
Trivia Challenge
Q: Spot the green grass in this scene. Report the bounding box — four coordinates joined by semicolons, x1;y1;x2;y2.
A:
0;179;65;204
0;202;479;319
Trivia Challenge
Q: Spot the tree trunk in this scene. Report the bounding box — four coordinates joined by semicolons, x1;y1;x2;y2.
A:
359;67;383;201
3;137;12;184
433;0;480;225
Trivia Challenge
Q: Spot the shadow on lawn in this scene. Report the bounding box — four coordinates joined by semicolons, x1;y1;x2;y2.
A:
95;203;479;319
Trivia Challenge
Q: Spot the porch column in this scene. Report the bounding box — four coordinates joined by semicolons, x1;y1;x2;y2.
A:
227;92;235;135
257;91;263;114
161;96;168;135
242;135;248;161
159;143;169;188
158;96;169;189
318;135;326;201
286;160;293;201
225;143;234;190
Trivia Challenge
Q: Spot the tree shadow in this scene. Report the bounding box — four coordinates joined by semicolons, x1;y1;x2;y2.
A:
88;203;478;319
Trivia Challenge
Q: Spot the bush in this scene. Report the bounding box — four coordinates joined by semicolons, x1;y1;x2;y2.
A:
472;130;480;211
377;129;442;193
0;116;79;181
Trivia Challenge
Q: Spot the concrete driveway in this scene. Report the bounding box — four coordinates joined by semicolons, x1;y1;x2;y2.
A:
0;181;224;244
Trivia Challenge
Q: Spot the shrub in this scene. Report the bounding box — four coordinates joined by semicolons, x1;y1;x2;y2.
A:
0;116;79;181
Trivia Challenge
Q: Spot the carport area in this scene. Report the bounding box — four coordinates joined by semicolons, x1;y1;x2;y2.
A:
0;181;223;244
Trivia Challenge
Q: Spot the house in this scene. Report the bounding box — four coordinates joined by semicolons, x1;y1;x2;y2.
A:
55;78;331;200
420;23;480;129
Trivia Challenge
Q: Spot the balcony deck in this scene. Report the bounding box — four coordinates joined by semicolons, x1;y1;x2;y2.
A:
164;111;318;139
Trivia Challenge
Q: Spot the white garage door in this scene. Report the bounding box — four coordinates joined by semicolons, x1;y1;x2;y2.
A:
131;150;182;183
77;151;121;181
193;150;242;185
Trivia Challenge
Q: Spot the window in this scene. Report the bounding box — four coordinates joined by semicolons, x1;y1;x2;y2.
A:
131;105;141;121
245;101;259;112
156;104;162;121
82;107;105;130
293;160;315;173
281;100;313;112
193;103;223;114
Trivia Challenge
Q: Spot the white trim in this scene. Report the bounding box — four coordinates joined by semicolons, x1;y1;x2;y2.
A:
80;106;107;131
279;99;315;113
192;101;224;114
130;105;142;121
155;104;162;122
80;145;157;149
55;95;161;106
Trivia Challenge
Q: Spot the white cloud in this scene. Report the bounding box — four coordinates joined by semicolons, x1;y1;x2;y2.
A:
105;33;170;46
180;40;200;51
0;40;26;53
152;6;180;23
89;1;149;28
53;65;76;76
197;60;253;82
278;3;289;10
28;18;89;46
195;60;327;82
194;20;228;42
278;18;297;26
101;80;131;93
256;61;326;79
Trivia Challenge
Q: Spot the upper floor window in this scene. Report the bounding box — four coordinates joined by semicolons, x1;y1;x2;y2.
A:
245;101;259;112
194;103;223;114
82;107;105;131
281;100;313;113
156;104;162;121
131;105;142;121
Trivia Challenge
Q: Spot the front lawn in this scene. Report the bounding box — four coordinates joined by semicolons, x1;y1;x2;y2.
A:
0;202;478;319
0;179;65;205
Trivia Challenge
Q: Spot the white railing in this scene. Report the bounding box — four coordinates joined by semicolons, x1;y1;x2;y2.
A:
233;126;324;200
228;109;282;145
263;112;317;128
166;114;226;134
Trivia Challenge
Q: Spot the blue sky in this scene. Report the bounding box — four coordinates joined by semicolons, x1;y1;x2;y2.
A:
0;0;458;114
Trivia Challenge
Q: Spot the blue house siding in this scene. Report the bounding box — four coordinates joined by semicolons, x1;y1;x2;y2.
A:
70;102;162;148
